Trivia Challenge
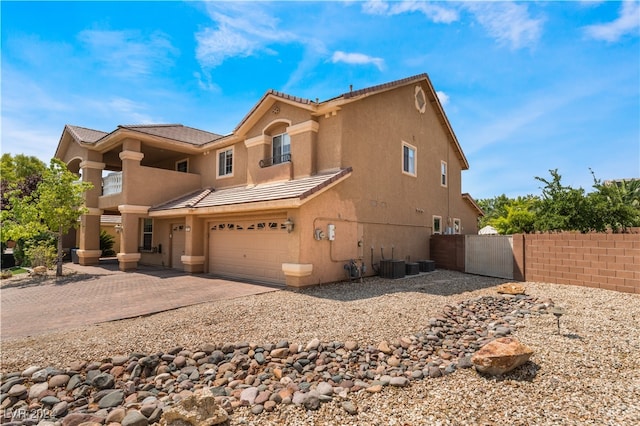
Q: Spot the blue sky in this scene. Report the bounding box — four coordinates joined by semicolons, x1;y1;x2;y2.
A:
1;1;639;199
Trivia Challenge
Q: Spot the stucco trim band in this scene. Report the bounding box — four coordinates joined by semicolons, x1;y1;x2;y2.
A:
287;120;319;136
118;205;151;214
79;161;106;170
282;263;313;277
84;208;104;216
244;135;270;148
77;249;103;259
181;255;205;265
119;151;145;162
117;253;142;262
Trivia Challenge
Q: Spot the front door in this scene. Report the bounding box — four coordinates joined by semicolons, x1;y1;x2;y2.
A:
171;224;185;269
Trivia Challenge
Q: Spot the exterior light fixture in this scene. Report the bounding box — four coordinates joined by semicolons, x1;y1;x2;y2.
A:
185;226;192;232
550;306;566;334
284;218;294;233
114;224;123;233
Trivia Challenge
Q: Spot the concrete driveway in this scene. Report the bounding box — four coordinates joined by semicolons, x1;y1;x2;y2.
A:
0;261;280;340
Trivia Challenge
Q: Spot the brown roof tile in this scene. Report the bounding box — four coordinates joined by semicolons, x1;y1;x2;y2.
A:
150;168;352;212
118;124;224;145
66;125;108;143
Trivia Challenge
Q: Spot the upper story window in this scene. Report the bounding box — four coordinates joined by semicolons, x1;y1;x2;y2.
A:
453;218;461;234
176;159;188;173
217;147;233;177
272;133;291;164
441;160;448;187
402;142;416;176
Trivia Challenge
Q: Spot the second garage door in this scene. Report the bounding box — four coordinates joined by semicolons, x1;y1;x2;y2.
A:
208;219;289;285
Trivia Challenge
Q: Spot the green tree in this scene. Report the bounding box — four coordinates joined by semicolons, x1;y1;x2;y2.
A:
1;158;93;276
492;198;537;234
477;194;511;229
589;173;640;232
534;169;594;232
1;154;46;210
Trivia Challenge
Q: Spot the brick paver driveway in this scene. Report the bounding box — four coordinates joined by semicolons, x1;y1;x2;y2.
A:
0;261;279;340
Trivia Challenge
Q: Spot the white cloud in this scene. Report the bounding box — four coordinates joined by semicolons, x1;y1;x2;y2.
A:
331;51;385;70
362;0;459;24
78;29;177;78
436;90;450;106
464;2;544;49
584;0;640;42
196;3;296;69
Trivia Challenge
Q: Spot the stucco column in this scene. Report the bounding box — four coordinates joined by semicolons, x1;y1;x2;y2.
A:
181;215;205;273
288;120;318;179
116;205;149;271
77;160;105;265
119;140;144;204
244;135;270;185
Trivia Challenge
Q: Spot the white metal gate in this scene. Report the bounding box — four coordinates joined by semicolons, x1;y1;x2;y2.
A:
465;235;514;279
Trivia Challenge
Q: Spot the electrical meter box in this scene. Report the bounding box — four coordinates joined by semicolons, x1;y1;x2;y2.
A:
327;224;336;241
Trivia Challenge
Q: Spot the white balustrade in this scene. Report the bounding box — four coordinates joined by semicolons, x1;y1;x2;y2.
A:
102;172;123;195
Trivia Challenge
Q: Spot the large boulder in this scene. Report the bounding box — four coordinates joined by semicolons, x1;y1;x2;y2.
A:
160;387;229;426
471;337;533;375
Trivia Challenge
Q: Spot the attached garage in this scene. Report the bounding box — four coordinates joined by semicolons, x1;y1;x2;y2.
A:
208;218;289;285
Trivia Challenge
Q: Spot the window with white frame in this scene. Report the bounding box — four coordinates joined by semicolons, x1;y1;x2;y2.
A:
272;133;291;164
142;218;153;250
441;160;447;187
433;216;442;234
217;147;233;177
453;218;461;234
402;142;417;176
176;159;188;173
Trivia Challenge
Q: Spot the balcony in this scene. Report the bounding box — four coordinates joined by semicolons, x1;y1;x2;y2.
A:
103;172;123;195
259;153;291;168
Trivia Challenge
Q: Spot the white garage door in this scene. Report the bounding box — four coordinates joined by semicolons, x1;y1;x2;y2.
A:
208;219;289;285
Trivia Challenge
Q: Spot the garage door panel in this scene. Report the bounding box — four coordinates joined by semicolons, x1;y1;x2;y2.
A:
209;220;288;285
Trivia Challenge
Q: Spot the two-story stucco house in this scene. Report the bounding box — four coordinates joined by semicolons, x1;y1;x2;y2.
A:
55;73;482;287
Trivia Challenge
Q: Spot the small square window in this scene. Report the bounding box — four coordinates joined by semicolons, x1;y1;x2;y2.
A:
402;142;416;176
217;148;233;177
441;161;447;187
176;159;188;173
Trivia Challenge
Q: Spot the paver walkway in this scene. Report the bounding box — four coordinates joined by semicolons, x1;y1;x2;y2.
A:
0;261;280;340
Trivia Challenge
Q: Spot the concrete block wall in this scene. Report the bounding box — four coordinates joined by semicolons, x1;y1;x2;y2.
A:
517;233;639;294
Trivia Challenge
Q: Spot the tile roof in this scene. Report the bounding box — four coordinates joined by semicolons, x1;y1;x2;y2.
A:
66;125;108;143
150;168;352;212
118;124;224;145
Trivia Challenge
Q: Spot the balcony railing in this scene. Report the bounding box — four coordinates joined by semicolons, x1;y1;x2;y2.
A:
259;153;291;168
102;172;123;195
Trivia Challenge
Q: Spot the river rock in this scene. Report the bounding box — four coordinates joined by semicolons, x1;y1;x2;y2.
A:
496;283;526;295
122;410;148;426
471;337;533;375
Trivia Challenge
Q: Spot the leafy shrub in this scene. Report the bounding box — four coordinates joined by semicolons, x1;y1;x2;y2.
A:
100;230;116;257
24;240;57;268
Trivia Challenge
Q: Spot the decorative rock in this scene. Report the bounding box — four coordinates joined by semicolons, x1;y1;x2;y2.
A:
159;388;228;426
471;337;534;376
366;384;383;393
49;374;71;388
105;408;126;424
51;401;68;417
303;392;321;411
305;338;321;352
98;390;124;409
61;413;105;426
342;401;358;415
29;382;49;399
240;387;258;405
91;373;115;390
496;283;526;295
122;410;148;426
250;404;264;415
269;348;288;359
8;384;27;398
316;382;333;396
389;377;409;387
377;341;392;355
22;366;42;377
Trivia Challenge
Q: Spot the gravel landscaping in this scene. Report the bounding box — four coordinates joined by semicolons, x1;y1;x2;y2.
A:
1;270;639;425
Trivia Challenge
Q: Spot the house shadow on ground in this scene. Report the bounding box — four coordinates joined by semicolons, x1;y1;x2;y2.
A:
288;269;513;302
